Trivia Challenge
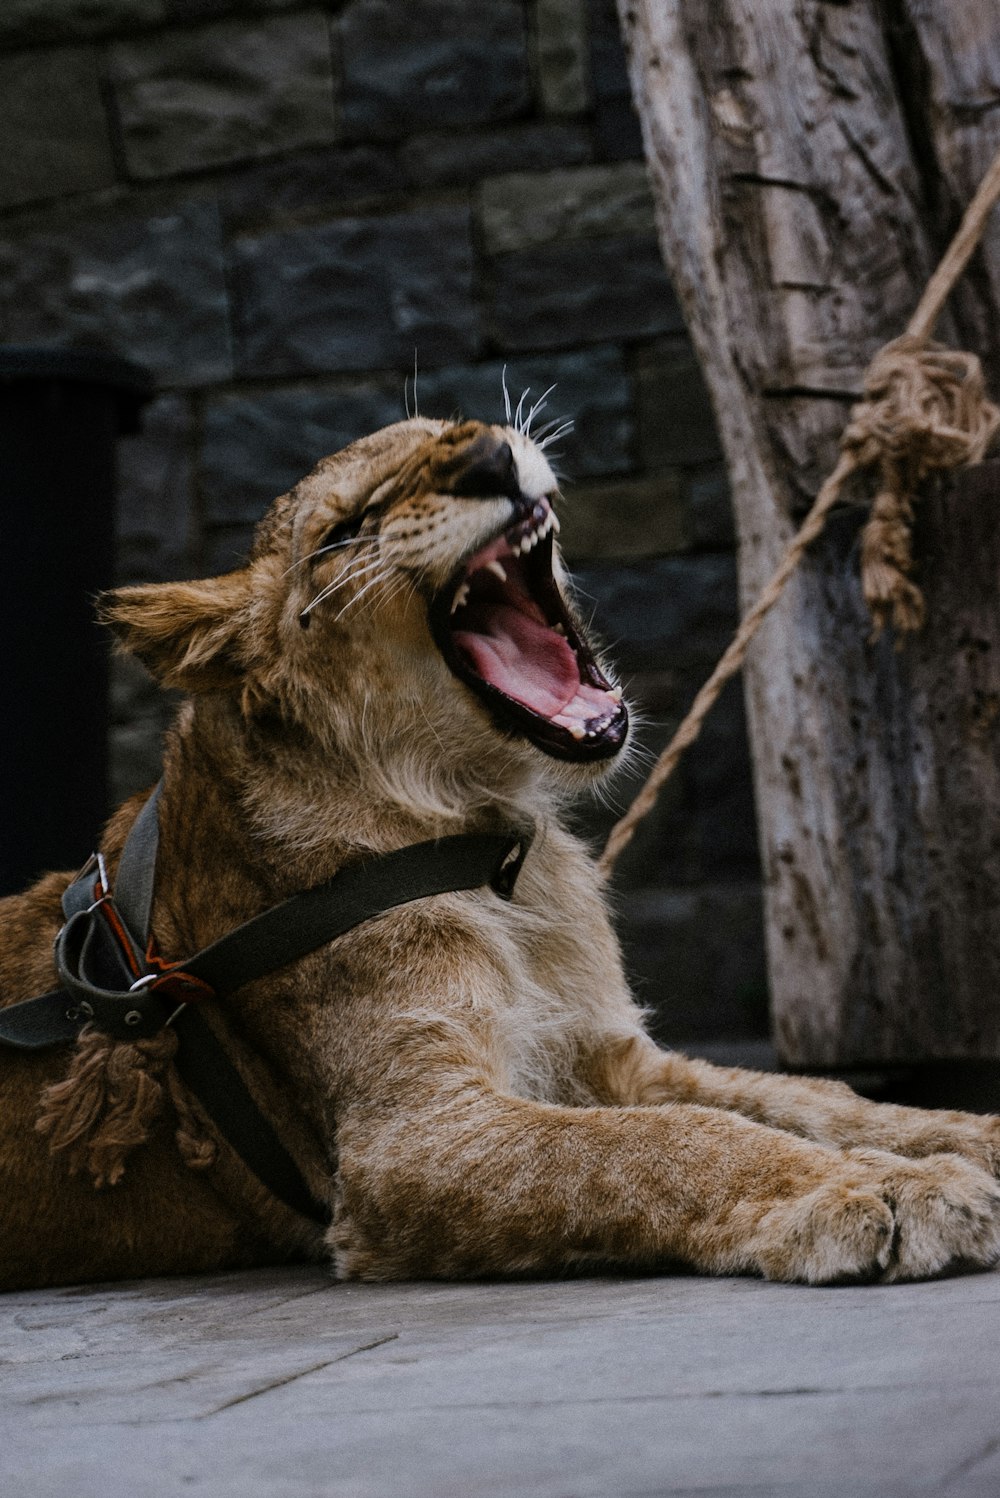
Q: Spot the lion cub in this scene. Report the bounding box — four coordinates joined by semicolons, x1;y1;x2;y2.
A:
1;417;999;1291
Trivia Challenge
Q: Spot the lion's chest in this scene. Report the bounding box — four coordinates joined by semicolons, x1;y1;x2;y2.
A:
470;889;620;1104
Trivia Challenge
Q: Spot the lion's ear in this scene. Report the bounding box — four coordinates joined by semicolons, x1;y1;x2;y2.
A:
99;572;252;691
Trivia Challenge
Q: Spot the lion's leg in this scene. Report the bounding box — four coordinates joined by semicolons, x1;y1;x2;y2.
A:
331;1088;1000;1284
589;1035;1000;1179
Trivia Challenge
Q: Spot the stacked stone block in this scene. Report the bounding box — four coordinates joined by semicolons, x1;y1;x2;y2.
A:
0;0;767;1043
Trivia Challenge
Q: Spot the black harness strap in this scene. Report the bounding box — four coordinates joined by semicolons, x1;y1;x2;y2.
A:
114;778;162;939
181;831;529;999
0;785;531;1227
173;1005;332;1226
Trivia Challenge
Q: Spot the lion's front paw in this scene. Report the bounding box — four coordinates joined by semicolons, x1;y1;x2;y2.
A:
846;1148;1000;1282
747;1183;895;1285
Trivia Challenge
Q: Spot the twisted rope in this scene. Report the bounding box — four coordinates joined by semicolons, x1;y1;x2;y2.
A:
599;147;1000;875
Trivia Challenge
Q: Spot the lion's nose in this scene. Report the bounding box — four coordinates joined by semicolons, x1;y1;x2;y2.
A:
449;433;520;501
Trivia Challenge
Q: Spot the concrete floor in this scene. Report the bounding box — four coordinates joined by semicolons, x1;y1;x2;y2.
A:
3;1262;1000;1498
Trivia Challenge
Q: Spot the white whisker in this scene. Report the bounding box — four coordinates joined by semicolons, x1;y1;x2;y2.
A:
538;420;574;450
282;535;378;577
300;556;385;616
378;574;415;618
523;384;557;438
325;552;385;589
333;564;395;620
514;386;530;434
591;776;621;814
627;742;662;772
334;581;387;622
377;578;405;611
501;364;512;424
388;570;421;618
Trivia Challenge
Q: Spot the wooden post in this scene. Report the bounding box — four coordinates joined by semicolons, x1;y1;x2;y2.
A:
616;0;1000;1066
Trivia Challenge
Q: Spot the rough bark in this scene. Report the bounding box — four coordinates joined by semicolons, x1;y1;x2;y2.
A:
617;0;1000;1065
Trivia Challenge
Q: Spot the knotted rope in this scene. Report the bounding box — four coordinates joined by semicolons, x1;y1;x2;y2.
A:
851;337;999;635
599;147;1000;876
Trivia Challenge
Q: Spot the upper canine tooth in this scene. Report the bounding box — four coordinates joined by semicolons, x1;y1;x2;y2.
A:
551;512;561;534
451;582;470;614
486;560;508;583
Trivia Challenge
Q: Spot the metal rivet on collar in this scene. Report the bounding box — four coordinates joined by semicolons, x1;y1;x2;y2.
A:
124;1010;143;1026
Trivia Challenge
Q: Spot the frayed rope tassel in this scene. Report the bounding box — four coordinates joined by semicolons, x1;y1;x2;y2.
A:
36;1025;216;1187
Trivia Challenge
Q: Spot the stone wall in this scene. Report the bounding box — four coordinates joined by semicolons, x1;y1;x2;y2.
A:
0;0;768;1043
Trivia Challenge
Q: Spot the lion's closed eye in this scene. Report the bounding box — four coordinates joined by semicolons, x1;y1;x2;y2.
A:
317;512;367;554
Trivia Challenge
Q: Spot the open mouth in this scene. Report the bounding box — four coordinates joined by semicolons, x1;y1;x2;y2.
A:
429;497;628;761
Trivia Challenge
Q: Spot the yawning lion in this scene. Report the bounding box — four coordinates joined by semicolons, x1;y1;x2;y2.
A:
2;417;999;1291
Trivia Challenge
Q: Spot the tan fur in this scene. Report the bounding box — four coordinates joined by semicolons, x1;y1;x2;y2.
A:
2;417;1000;1292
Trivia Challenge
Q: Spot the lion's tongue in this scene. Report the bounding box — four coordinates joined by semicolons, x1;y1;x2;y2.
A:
454;604;580;718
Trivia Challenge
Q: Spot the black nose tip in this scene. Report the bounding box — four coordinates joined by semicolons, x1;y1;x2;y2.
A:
451;435;520;500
